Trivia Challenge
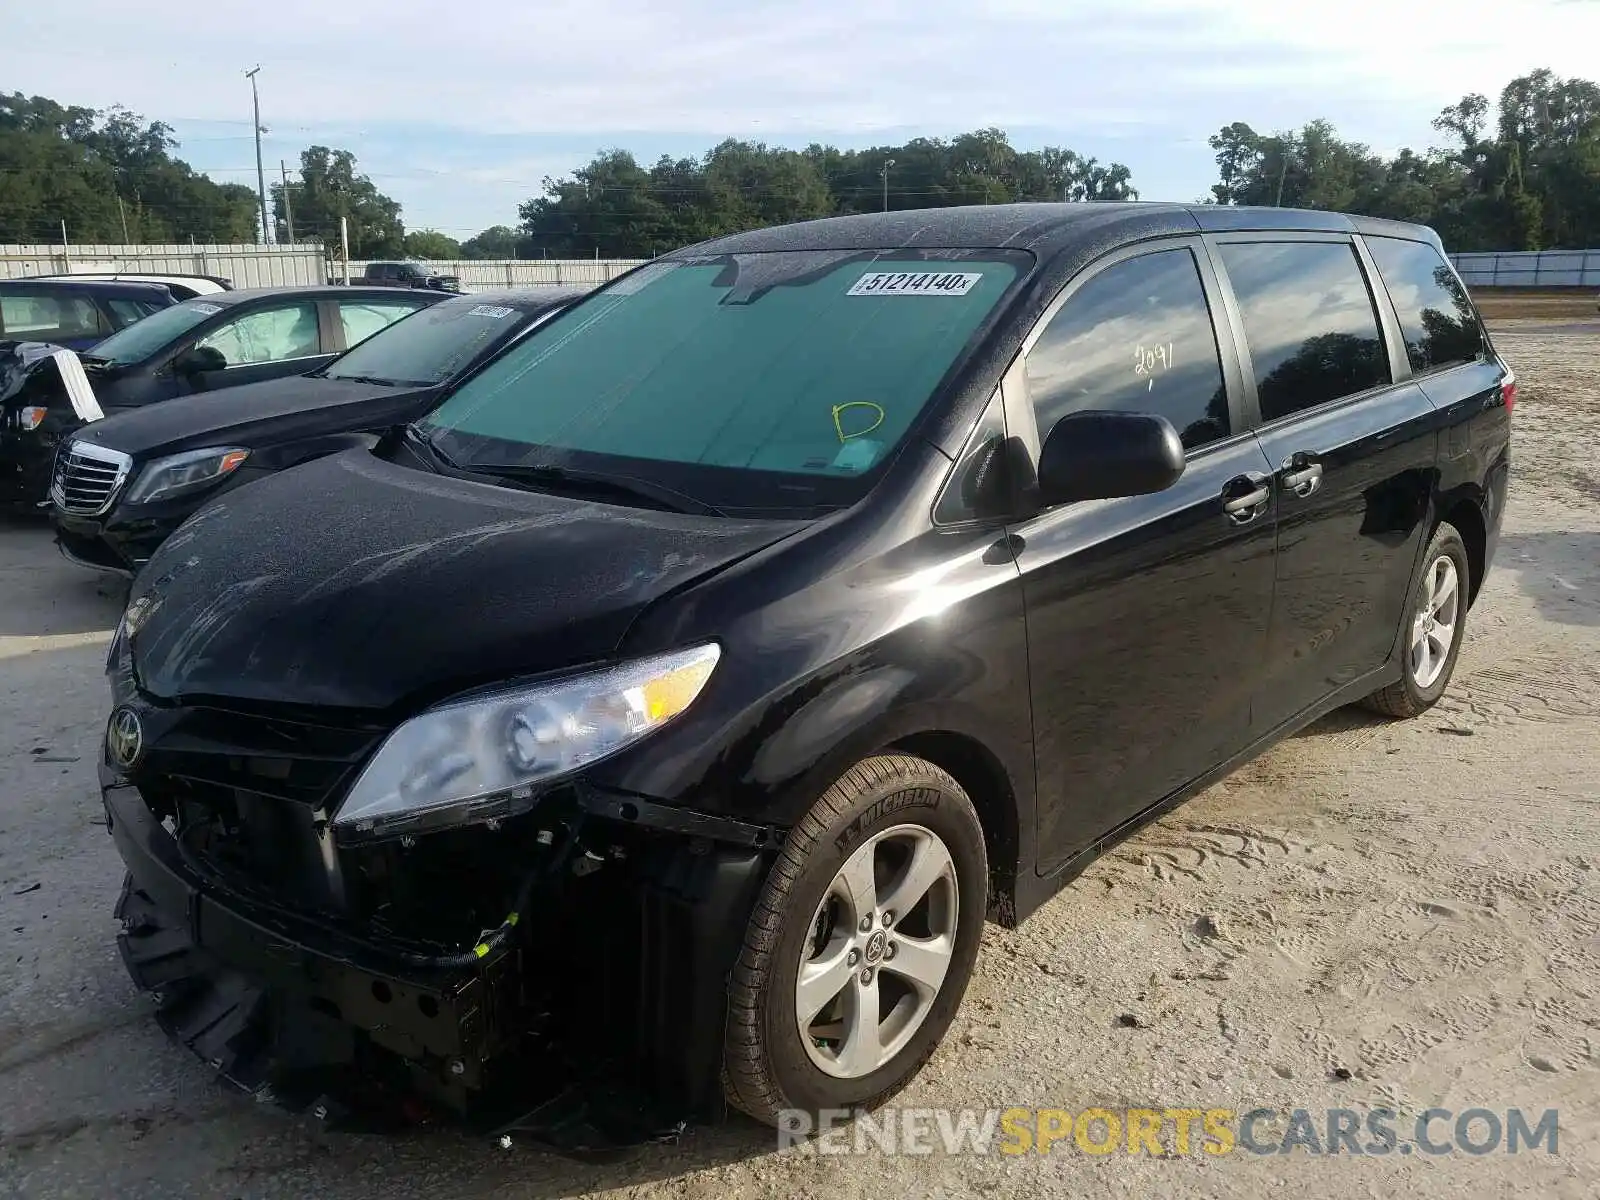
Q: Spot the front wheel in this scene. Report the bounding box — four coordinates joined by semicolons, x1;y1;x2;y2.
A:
722;755;988;1126
1362;521;1471;718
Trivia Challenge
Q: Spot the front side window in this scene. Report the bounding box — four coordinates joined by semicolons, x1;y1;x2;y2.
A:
421;251;1027;513
338;300;423;348
1365;237;1485;374
1218;241;1389;422
89;298;229;365
105;297;167;329
194;302;321;367
1025;248;1230;451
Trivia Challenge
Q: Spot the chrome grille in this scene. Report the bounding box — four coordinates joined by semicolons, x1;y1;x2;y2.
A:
51;441;133;516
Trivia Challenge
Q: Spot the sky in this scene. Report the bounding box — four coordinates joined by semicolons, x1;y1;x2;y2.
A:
5;0;1600;240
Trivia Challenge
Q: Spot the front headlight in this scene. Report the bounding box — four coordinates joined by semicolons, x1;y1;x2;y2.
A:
332;643;720;842
124;446;249;504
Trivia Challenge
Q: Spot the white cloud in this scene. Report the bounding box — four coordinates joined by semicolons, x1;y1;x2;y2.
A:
7;0;1597;137
6;0;1597;229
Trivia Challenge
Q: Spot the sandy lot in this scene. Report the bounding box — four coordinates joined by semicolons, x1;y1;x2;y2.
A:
1;318;1597;1199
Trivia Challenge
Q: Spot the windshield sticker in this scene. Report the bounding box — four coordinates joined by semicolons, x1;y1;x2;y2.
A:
831;438;882;471
831;401;885;443
188;302;223;315
848;271;982;297
468;304;516;319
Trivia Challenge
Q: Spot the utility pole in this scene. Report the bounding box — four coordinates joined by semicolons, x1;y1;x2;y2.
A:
280;159;296;242
881;158;895;213
245;66;270;244
1274;151;1289;207
117;195;130;243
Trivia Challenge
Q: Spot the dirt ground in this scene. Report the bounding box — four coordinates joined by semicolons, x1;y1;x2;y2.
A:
1;316;1596;1199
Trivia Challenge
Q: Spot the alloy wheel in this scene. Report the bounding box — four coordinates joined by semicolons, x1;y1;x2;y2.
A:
795;824;959;1079
1410;554;1461;689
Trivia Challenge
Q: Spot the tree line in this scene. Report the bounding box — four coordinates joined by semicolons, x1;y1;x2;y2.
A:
4;70;1597;261
0;93;260;243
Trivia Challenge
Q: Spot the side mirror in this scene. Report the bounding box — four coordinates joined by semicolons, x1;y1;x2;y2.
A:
1036;411;1185;508
174;345;228;376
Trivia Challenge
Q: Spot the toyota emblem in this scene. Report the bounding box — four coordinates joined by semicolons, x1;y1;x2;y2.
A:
106;706;144;769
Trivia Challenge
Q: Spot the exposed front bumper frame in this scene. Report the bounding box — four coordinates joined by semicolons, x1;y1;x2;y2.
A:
104;780;516;1095
102;768;775;1147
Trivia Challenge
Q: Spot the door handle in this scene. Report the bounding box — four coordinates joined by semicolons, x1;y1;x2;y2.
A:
1280;454;1324;498
1221;474;1271;524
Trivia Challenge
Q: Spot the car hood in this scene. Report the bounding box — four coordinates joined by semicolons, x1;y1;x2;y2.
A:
126;450;802;710
74;375;433;460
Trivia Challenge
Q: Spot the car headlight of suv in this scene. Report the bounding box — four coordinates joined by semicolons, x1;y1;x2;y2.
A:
332;643;721;842
123;447;249;504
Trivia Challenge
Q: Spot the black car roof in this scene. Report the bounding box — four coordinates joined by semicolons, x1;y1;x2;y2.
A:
192;284;450;306
0;277;175;298
434;286;590;312
669;203;1442;259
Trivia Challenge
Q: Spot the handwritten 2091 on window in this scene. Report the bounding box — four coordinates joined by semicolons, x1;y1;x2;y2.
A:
1135;342;1174;390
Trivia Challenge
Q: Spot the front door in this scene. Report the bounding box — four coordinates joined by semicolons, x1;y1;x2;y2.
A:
1009;242;1279;873
1208;236;1439;729
177;300;331;394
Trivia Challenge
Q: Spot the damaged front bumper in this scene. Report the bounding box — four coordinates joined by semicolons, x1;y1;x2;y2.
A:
100;754;775;1149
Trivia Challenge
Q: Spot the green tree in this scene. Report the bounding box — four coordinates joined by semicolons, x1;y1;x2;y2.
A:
0;92;257;243
271;146;404;258
459;224;522;258
403;229;461;258
514;130;1136;257
1207;70;1600;251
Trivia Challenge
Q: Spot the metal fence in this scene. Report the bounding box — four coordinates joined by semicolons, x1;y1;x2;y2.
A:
1448;250;1600;288
347;259;648;288
0;243;331;287
9;242;1592;293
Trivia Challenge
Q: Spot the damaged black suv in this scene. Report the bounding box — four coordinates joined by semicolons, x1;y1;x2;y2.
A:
101;204;1510;1143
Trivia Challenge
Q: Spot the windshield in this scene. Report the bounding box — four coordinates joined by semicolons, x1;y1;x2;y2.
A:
419;250;1026;513
87;298;226;365
326;299;543;385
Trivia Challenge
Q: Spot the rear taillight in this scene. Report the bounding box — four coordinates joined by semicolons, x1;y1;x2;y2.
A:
1502;377;1517;413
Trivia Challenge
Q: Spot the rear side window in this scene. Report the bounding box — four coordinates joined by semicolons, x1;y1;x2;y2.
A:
1218;241;1389;422
1364;237;1484;374
1026;248;1230;451
0;292;102;341
338;300;422;346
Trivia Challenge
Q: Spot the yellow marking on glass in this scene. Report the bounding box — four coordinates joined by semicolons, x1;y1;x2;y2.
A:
832;402;885;443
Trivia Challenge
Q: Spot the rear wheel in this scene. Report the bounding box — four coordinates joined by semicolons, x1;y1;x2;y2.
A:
1362;522;1470;718
722;755;988;1126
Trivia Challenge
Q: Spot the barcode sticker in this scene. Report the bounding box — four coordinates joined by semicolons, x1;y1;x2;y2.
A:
848;271;983;297
468;304;515;319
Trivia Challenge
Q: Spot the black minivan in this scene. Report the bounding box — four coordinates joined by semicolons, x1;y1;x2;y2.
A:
101;205;1511;1140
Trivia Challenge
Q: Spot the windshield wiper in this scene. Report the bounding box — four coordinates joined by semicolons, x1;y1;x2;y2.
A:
403;423;461;471
325;373;405;386
467;462;724;516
